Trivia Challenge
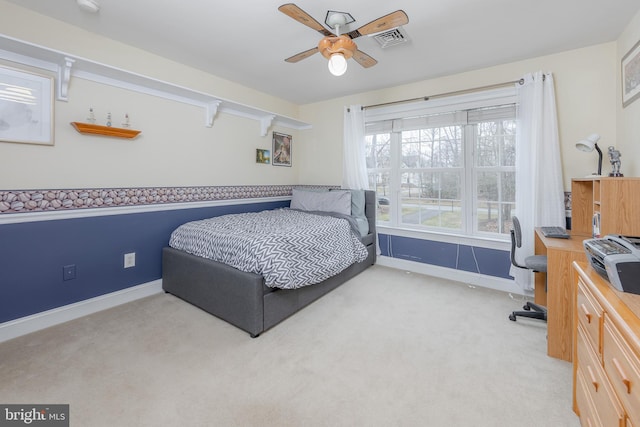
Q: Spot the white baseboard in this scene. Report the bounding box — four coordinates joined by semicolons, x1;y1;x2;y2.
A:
0;280;163;343
376;256;529;296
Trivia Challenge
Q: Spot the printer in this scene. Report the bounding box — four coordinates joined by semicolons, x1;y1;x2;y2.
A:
583;235;640;295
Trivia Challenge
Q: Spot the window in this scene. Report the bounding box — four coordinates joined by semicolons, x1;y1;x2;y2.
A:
365;90;517;239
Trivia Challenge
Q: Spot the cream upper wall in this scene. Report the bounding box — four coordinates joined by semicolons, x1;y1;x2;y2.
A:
617;8;640;177
298;43;618;191
0;1;301;189
2;0;635;192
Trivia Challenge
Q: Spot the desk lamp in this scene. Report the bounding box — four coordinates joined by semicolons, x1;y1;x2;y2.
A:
576;133;602;176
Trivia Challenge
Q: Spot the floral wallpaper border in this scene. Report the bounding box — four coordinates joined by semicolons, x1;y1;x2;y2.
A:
0;185;332;215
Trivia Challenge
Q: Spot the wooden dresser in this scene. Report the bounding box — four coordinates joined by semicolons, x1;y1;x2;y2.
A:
573;261;640;427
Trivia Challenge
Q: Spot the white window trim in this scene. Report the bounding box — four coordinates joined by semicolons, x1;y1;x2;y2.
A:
377;225;510;251
367;86;517;243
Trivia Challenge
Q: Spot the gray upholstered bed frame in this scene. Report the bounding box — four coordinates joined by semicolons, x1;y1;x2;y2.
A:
162;190;377;337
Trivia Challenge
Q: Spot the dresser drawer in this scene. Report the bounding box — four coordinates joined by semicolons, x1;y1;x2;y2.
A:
603;316;640;424
576;366;602;427
577;325;625;427
578;279;604;353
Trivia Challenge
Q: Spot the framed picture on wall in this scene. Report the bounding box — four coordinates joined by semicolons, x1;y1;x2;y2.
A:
272;132;292;167
0;65;54;145
256;149;270;164
622;38;640;108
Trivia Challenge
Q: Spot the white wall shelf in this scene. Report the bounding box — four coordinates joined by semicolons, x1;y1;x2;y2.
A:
0;34;311;136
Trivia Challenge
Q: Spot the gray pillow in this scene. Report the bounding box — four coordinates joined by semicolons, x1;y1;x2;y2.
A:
329;188;365;217
348;189;366;219
332;189;369;236
291;189;351;215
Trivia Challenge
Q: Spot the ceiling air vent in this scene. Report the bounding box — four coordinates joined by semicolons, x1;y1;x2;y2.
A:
369;27;408;48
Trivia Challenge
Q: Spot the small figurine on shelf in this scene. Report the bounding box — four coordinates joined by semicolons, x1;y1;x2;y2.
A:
106;112;112;127
122;113;130;128
608;146;623;177
87;107;96;124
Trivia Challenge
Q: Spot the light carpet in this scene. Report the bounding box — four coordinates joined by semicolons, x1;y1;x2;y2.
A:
0;265;580;426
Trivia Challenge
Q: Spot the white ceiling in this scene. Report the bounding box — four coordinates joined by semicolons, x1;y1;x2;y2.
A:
7;0;640;105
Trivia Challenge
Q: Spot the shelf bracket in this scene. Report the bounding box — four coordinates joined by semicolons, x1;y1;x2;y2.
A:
57;57;75;101
260;115;276;137
205;101;221;128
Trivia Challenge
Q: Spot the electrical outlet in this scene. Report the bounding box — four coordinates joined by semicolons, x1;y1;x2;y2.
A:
63;264;76;281
124;252;136;268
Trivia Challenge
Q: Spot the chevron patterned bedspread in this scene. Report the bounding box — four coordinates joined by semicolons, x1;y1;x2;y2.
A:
168;209;368;289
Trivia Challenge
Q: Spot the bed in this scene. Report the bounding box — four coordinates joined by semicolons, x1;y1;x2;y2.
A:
162;189;376;337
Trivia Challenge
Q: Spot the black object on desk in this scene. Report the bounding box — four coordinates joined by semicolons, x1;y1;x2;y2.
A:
541;226;570;239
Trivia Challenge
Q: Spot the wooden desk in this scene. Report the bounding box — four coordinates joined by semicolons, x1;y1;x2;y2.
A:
534;229;590;361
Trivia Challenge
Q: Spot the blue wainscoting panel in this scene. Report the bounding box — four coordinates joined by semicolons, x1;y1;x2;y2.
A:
456;245;479;273
473;246;512;279
379;233;511;280
0;200;288;323
380;235;458;268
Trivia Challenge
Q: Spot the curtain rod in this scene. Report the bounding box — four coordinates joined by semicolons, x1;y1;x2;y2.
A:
362;78;526;110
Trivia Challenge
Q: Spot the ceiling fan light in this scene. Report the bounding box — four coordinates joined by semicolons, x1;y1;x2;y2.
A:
328;53;347;76
77;0;100;13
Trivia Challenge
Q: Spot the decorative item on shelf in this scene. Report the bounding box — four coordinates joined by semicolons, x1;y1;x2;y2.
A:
608;146;623;177
122;113;130;128
575;133;603;176
87;107;96;124
106;112;112;127
592;212;601;238
70;122;141;139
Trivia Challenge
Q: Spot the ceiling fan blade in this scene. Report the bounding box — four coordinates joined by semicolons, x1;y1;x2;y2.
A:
278;3;335;37
285;47;319;63
352;49;378;68
347;10;409;39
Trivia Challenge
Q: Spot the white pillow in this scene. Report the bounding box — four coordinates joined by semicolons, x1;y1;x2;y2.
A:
291;189;351;215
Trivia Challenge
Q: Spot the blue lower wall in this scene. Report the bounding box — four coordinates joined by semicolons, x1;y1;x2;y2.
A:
378;234;511;279
0;200;288;323
1;200;512;324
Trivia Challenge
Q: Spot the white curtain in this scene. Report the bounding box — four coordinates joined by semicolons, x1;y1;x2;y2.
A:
511;72;565;291
342;105;369;190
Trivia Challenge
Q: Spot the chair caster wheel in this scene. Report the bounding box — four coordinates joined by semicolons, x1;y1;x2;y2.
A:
523;304;531;311
509;313;516;321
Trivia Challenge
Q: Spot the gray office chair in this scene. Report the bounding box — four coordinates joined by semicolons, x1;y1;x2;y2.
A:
508;216;548;322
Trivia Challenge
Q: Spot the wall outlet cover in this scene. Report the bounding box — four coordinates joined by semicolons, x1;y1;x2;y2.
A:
63;265;76;281
124;252;136;268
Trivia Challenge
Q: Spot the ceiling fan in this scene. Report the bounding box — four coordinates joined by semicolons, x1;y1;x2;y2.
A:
278;3;409;76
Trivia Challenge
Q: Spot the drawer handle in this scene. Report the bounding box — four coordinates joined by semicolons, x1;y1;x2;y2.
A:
587;365;599;392
612;357;632;394
580;303;593;323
